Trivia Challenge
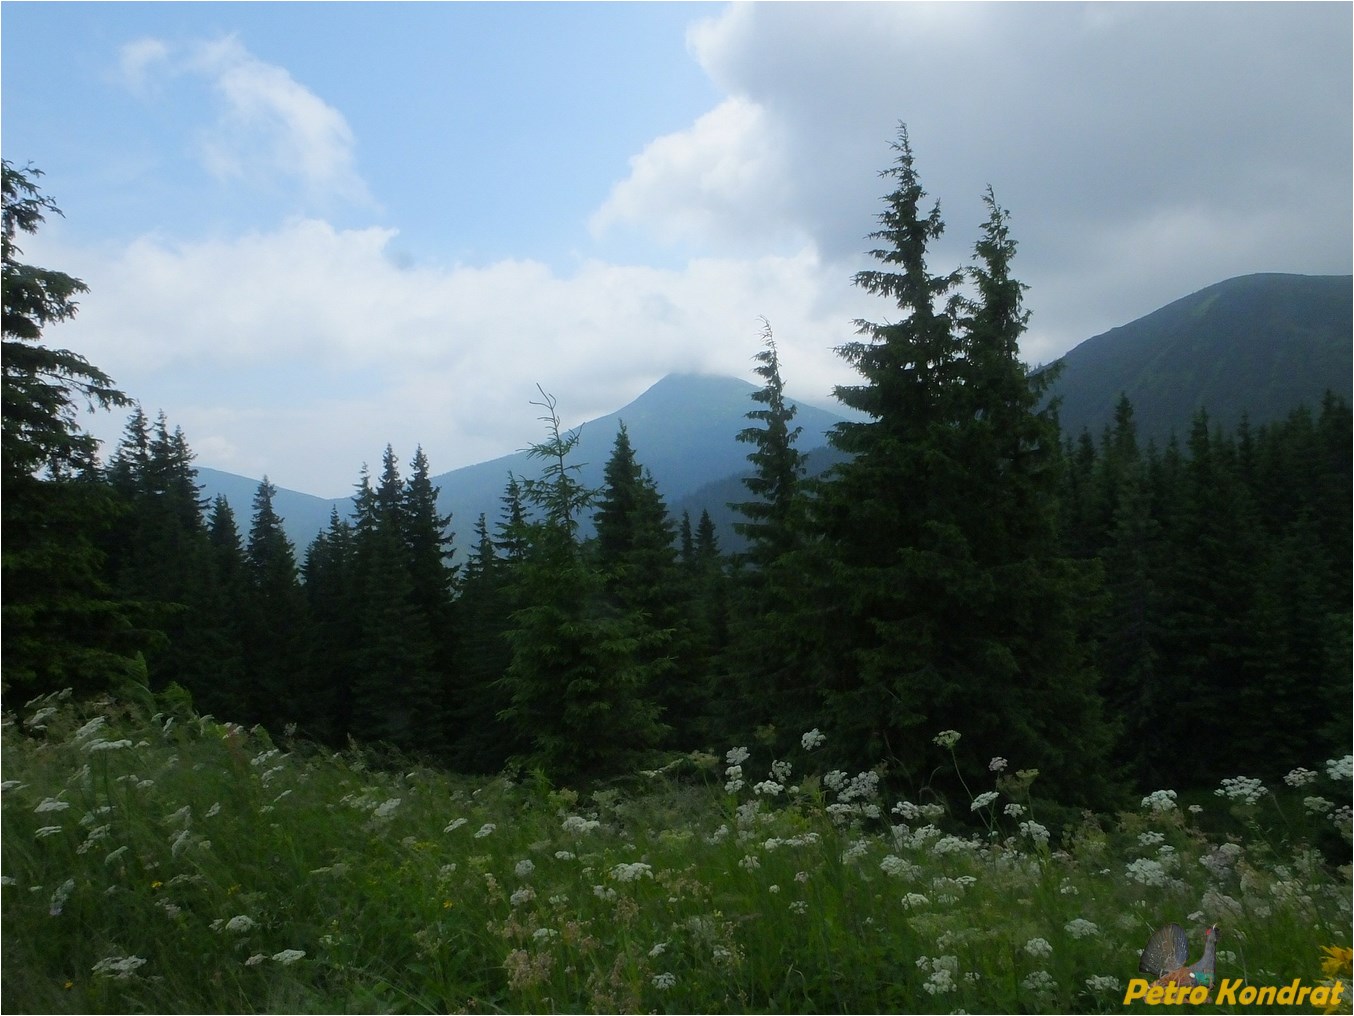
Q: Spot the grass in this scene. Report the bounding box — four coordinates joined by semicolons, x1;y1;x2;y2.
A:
3;689;1350;1014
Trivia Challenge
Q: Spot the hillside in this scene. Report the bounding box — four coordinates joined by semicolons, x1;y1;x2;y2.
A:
196;273;1352;554
1045;273;1351;442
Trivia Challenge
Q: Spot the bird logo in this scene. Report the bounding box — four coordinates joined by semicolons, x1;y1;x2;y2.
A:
1139;923;1220;993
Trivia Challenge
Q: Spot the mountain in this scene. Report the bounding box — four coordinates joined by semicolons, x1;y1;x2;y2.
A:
1045;273;1351;443
195;374;849;556
195;273;1351;555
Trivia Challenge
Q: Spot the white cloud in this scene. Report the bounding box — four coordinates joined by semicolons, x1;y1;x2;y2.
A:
596;3;1351;360
117;37;170;93
118;35;372;208
33;222;865;496
590;95;798;252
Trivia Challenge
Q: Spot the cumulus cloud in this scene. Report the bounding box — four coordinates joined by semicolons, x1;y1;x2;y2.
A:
599;2;1351;358
31;223;864;496
118;34;372;208
589;96;800;252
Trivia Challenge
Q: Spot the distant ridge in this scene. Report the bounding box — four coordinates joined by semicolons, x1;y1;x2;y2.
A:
196;273;1352;554
1046;273;1351;442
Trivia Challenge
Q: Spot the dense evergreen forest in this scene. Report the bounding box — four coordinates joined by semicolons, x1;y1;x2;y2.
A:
4;138;1349;813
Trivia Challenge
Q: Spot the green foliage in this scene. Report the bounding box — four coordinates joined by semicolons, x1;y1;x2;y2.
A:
2;162;143;697
500;392;668;782
796;127;1115;805
3;693;1349;1014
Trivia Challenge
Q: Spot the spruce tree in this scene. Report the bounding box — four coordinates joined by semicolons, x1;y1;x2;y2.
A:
803;128;1115;803
732;319;806;568
241;478;313;728
500;390;667;781
2;161;143;695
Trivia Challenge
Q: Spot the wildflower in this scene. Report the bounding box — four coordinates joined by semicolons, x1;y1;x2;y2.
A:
726;746;750;766
84;738;133;752
970;791;999;811
1086;975;1122;992
1326;756;1353;782
1285;767;1319;788
1187;803;1203;814
651;972;677;990
738;854;761;871
901;893;929;908
223;914;257;933
245;953;267;966
1304;796;1334;815
880;854;913;878
1;780;25;792
554;850;575;861
609;862;653;882
91;955;146;979
1020;820;1050;847
932;730;961;749
789;899;809;914
532;927;558;941
443;817;468;833
1320;945;1353;977
1125;857;1168;886
561;815;599;835
372;798;401;820
1024;937;1053;959
592;884;617;901
1215;776;1267;805
1138;831;1166;847
509;887;535;907
989;756;1008;771
1003;802;1025;818
514;859;535;879
72;716;109;743
49;878;76;917
34;797;70;813
1022;970;1056;994
1064;918;1099;939
752;780;783;796
771;758;792;782
474;823;496;838
1141;789;1177;813
801;728;826;751
35;826;63;839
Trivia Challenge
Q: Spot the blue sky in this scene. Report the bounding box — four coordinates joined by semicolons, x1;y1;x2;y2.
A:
4;2;1350;496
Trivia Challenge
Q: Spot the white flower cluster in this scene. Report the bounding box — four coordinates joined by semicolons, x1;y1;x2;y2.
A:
917;954;959;995
474;823;496;839
800;728;826;751
372;798;401;821
651;972;677;990
1326;755;1353;782
561;815;600;835
989;756;1008;772
970;791;999;812
1125;857;1168;886
514;859;535;879
879;854;917;879
1199;841;1243;879
1023;937;1053;959
1304;796;1334;815
1284;767;1318;788
92;954;147;979
932;730;961;749
1086;975;1122;992
1020;821;1051;847
752;780;783;797
1064;918;1099;939
1141;789;1178;813
609;862;653;882
1215;776;1267;805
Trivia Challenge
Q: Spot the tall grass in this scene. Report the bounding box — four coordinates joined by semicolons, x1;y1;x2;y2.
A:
3;691;1350;1013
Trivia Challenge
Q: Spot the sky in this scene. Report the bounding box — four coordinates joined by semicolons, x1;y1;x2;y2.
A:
4;2;1350;498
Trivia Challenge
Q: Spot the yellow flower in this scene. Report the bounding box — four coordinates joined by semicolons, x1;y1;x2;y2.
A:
63;980;73;990
442;899;454;909
1321;945;1353;978
149;880;163;890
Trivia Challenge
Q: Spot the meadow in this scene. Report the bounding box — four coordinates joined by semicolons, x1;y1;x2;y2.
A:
3;687;1350;1014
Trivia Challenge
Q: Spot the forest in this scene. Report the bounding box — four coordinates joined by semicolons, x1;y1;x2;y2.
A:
3;133;1350;812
